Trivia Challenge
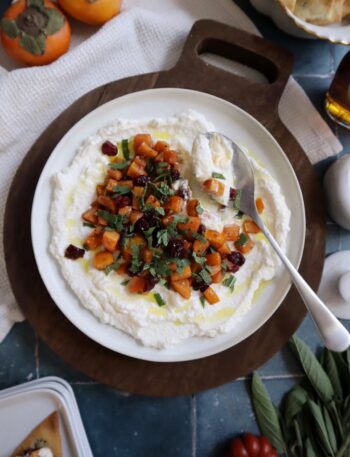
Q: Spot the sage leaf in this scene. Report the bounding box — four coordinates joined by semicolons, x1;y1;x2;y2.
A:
293;418;304;454
251;372;285;454
305;438;318;457
323;349;344;401
289;336;334;404
284;384;308;425
333;353;350;397
45;8;65;35
20;33;45;56
0;18;20;39
308;399;335;456
322;404;338;453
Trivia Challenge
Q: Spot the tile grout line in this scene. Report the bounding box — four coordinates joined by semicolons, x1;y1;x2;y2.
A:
235;373;304;381
294;72;335;79
34;333;40;379
191;394;197;457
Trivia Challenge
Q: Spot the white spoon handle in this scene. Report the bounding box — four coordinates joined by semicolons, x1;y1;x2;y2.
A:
260;224;350;353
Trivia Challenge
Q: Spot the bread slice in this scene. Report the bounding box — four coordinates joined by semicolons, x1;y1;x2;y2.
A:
294;0;345;25
11;411;62;457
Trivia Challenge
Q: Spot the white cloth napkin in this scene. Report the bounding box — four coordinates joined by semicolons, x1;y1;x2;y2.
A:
0;0;342;342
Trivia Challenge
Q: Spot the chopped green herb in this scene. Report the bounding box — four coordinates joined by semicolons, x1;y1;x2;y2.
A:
236;210;244;219
140;182;149;209
98;211;125;232
153;182;174;199
121;279;130;286
110;161;129;170
142;205;165;216
199;269;212;285
154;293;166;307
196;203;204;215
212;172;225;180
113;185;131;195
170;258;191;274
130;244;141;274
83;222;95;228
200;296;206;308
159;278;168;286
192;231;206;242
122;138;130;160
105;259;122;275
155;162;169;173
156;229;169;247
232;189;242;210
223;275;236;292
236;233;249;247
192;251;206;265
144;226;156;248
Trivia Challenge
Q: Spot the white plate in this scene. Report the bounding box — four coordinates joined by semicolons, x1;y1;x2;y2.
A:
31;88;305;363
0;385;82;457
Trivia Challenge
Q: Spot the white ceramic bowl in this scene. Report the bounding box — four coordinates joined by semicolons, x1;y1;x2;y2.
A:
250;0;350;44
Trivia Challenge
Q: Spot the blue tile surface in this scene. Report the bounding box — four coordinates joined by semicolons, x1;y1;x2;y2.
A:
1;2;350;456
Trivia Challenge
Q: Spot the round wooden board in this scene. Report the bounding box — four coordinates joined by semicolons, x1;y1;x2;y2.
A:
4;21;326;396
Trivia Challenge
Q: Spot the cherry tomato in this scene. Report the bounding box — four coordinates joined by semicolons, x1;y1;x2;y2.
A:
230;438;250;457
258;436;272;457
242;433;260;457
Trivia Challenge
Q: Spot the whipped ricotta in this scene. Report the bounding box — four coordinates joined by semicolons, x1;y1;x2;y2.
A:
50;110;290;348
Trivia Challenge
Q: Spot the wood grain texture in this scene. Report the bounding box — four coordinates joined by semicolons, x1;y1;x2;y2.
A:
4;20;325;396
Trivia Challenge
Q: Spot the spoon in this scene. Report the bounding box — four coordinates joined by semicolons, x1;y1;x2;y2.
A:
199;132;350;353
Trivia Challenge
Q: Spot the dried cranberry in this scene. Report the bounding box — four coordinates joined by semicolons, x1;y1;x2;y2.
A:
135;217;150;232
65;244;85;260
143;275;159;292
226;262;239;273
102;140;117;156
127;267;140;277
192;277;208;292
228;251;246;266
115;195;131;208
170;167;180;181
134;175;150;186
198;223;206;234
167;239;186;258
144;213;160;227
177;186;189;200
230;188;237;200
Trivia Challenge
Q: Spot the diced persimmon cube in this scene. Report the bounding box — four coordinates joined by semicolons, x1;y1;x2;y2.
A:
106;178;118;192
218;243;231;255
102;230;120;252
97;195;116;213
132;195;140;210
154;141;170;153
134;134;152;152
170;265;191;281
235;236;254;254
82;208;97;225
177;217;201;234
164;195;184;213
116;263;129;275
130;210;144;225
193;239;210;255
84;228;103;250
98;216;108;226
256;197;264;214
127;159;147;178
243;220;261;234
128;276;146;294
142;248;153;263
187;199;199;217
118;206;132;217
146;195;161;208
208;264;221;276
223;224;240;241
204;229;227;248
137;142;158;158
117;180;134;188
171;279;191;299
206;252;221;266
211;269;223;283
162;215;174;226
191;260;202;273
163;149;179;165
203;286;220;305
183;240;192;250
133;186;145;196
107;168;122;180
203;179;225;197
96;184;105;196
93;251;114;270
154;152;164;163
122;234;145;260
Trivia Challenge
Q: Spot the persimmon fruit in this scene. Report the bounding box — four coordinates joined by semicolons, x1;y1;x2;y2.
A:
58;0;121;26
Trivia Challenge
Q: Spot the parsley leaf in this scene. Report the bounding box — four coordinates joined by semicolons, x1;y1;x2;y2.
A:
154;293;166;307
192;231;206;242
196;203;204;215
130;244;141;273
200;296;206;308
212;172;225;180
169;258;190;274
223;275;236;292
236;233;249;247
122;139;130;160
153;182;174;200
156;229;169;247
83;222;95;228
110;161;129;170
199;269;212;285
121;279;130;286
113;185;131;195
232;189;242;210
105;259;122;275
98;211;125;231
144;226;156;248
192;251;206;265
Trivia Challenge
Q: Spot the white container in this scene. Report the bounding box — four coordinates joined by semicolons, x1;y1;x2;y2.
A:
250;0;350;44
0;377;93;457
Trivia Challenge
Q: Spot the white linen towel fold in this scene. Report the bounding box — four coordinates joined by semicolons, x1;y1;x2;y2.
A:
0;0;342;342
